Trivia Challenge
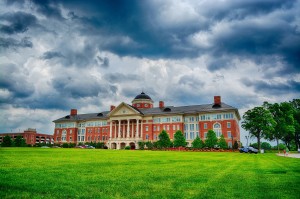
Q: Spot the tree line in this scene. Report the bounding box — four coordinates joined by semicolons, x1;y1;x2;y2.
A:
137;129;238;150
242;99;300;151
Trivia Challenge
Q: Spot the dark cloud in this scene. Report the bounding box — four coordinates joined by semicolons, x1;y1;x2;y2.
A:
0;63;34;101
96;56;109;68
41;51;65;60
0;37;33;49
104;73;141;83
32;0;64;20
241;78;300;95
0;11;38;34
52;75;118;99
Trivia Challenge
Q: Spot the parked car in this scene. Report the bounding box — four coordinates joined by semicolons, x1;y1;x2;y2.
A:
239;147;258;154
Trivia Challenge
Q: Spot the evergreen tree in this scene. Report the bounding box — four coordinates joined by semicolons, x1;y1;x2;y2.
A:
173;130;186;147
233;140;239;149
14;135;26;147
290;99;300;150
218;134;227;149
157;130;171;148
2;135;13;147
205;130;218;148
192;136;204;149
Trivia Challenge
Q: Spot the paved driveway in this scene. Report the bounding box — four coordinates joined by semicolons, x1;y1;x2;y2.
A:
277;153;300;158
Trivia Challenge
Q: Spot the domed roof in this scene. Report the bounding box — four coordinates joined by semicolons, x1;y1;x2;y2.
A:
134;92;152;100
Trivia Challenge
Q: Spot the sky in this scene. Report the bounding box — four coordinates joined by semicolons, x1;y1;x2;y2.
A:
0;0;299;145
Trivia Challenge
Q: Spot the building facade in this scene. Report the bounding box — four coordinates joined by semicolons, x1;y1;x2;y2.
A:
0;128;54;146
53;92;241;149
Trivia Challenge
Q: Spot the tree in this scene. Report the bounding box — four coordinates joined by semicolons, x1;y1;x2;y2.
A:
157;130;171;149
290;99;300;150
2;135;13;147
14;135;26;147
264;102;295;150
205;130;218;148
145;141;154;150
218;134;228;149
233;141;239;149
261;142;272;150
192;136;204;149
173;130;186;147
242;106;276;151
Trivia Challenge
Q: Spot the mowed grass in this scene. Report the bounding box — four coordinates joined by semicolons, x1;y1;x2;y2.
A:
0;148;299;199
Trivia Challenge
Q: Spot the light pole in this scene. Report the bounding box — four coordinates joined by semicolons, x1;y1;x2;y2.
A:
231;136;234;152
245;135;249;147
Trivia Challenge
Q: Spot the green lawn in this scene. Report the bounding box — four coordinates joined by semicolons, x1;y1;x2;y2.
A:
0;148;299;199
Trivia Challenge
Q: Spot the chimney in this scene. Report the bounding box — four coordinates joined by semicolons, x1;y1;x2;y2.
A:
159;101;164;108
110;105;116;111
213;96;221;108
70;109;77;116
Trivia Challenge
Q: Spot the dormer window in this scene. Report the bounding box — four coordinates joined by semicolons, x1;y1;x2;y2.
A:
145;104;148;107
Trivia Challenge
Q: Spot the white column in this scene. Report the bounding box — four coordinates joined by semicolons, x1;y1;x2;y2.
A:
141;120;143;139
122;121;125;138
110;121;112;139
114;122;117;139
127;119;130;138
136;119;139;138
131;122;134;138
118;120;121;138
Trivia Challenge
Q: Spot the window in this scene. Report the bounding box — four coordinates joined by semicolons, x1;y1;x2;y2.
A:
204;123;207;129
185;132;188;140
137;104;140;107
167;125;169;130
227;122;231;128
196;132;200;137
190;124;194;131
146;134;149;139
145;104;148;107
154;126;157;131
173;125;176;130
228;141;232;148
62;130;67;141
177;125;180;130
204;132;207;138
70;130;72;134
146;126;149;131
190;132;195;140
189;117;194;122
213;123;222;137
81;136;85;141
196;124;199;131
184;124;188;131
154;134;157;140
157;126;160;131
227;131;232;138
70;137;72;141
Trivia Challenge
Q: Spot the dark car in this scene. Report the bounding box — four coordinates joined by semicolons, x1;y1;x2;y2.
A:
239;147;258;154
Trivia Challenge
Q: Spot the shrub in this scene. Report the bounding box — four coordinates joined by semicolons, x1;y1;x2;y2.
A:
62;143;69;148
261;142;272;150
145;141;153;150
138;141;145;150
192;136;204;149
124;146;131;150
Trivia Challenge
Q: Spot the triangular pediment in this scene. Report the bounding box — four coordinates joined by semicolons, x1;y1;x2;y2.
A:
108;102;142;117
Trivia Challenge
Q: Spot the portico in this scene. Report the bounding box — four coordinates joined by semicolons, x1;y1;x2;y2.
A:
107;102;144;149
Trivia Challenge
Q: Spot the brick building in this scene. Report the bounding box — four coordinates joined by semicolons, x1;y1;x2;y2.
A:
0;128;54;146
53;92;241;149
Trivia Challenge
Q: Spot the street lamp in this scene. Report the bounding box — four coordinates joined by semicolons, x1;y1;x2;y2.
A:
245;135;249;147
231;136;234;152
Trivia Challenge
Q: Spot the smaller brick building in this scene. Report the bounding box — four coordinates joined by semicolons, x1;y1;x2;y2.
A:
0;128;54;146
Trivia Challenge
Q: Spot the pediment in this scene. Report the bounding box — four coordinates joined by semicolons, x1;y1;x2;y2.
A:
108;102;142;117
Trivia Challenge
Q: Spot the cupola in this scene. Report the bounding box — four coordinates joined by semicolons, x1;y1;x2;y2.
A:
132;91;154;109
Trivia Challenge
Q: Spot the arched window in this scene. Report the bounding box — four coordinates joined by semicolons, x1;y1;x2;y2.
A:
62;130;67;141
213;123;222;137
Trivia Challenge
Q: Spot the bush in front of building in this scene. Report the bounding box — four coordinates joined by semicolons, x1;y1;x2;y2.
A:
157;130;172;149
124;146;131;150
205;130;218;149
1;135;13;147
138;141;145;150
233;141;239;149
218;134;228;149
145;141;154;149
192;136;204;149
62;143;69;148
14;135;27;147
173;130;186;147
